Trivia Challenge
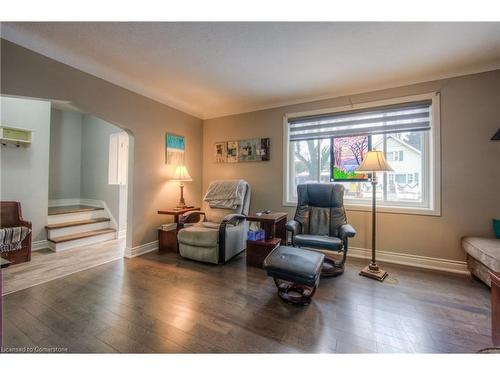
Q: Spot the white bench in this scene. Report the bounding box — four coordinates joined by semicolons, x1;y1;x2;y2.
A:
462;237;500;286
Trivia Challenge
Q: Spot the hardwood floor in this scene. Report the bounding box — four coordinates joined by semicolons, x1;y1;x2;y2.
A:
1;249;493;353
2;239;124;295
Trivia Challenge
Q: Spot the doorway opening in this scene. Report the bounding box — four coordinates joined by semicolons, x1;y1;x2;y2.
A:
1;95;134;294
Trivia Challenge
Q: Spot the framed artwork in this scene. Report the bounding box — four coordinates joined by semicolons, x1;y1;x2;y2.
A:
214;142;227;163
331;135;371;181
227;141;239;163
238;139;258;162
258;138;270;161
214;138;270;163
165;133;185;166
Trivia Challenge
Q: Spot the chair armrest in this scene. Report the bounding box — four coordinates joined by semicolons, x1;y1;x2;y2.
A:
179;211;206;226
286;220;301;236
221;213;246;226
339;223;356;239
19;220;32;229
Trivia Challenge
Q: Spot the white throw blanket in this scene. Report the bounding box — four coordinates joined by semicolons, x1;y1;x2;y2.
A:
0;226;31;253
203;179;246;209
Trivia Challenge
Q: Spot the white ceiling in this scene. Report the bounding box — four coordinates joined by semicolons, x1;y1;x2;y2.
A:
2;22;500;119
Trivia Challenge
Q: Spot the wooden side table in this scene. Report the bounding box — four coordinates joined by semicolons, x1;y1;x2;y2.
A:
246;238;281;268
490;271;500;346
246;212;288;243
246;212;287;268
157;207;200;253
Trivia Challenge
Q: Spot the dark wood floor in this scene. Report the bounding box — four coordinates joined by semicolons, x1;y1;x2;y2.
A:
1;251;493;353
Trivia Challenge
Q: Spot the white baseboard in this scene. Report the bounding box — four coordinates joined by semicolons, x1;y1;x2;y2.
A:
32;240;51;251
48;198;81;207
124;240;158;258
347;246;469;275
49;198;103;208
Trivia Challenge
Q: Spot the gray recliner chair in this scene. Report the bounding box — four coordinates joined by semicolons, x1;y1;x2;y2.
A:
177;180;251;264
286;183;356;276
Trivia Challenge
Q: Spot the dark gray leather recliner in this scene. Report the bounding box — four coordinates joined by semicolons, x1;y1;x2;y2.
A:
286;183;356;276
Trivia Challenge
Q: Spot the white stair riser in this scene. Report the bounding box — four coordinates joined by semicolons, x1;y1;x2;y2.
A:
49;232;117;252
47;221;111;239
48;210;107;225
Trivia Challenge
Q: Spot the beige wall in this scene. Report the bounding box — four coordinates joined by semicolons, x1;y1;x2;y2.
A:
1;39;203;249
203;70;500;262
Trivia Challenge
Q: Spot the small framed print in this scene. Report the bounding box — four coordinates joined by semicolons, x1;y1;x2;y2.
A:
226;141;239;163
214;142;227;163
165;133;185;166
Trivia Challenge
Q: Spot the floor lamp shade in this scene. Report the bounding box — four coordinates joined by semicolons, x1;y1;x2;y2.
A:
356;150;394;172
356;150;393;281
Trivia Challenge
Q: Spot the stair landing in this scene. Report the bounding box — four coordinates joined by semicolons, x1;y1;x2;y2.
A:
48;205;105;216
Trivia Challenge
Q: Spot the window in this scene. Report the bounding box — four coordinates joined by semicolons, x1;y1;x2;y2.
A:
407;173;414;185
284;93;441;215
395;173;407;184
388;150;404;161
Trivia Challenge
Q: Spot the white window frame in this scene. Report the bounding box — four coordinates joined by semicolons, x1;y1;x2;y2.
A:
282;92;441;216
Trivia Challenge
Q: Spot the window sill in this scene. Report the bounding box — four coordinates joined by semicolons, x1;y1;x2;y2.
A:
283;200;441;217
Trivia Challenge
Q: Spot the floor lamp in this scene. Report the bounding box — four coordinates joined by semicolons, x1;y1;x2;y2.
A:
356;150;393;282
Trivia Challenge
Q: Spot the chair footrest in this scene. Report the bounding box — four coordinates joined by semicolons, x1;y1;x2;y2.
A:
263;245;324;287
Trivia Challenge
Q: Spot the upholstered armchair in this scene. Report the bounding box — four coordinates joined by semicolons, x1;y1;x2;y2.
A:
287;183;356;276
177;180;251;264
1;201;32;265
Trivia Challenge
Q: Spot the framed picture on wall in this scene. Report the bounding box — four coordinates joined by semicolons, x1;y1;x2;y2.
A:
214;142;227;163
227;141;239;163
331;135;371;181
214;138;270;163
165;133;185;166
258;137;270;161
238;137;270;162
238;139;259;162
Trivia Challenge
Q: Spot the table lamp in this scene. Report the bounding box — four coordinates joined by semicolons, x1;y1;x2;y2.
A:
170;165;192;208
356;150;393;281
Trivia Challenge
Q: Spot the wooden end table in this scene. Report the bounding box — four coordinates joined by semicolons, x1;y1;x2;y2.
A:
246;212;287;268
490;271;500;346
246;212;288;243
157;207;200;253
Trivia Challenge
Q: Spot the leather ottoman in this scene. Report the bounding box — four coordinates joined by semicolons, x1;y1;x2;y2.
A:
263;245;324;305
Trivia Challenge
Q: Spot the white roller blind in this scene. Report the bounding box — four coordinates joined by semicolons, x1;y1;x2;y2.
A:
289;100;432;141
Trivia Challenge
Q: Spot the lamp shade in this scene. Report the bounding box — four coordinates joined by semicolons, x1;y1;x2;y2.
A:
171;165;192;181
356;151;394;172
